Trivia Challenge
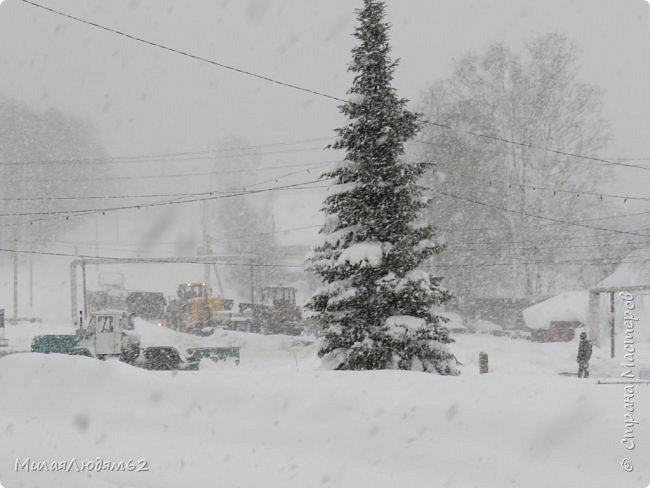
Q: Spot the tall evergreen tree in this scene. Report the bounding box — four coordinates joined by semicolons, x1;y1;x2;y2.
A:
307;0;457;374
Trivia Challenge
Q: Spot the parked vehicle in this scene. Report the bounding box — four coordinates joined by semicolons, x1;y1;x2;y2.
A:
163;282;233;333
68;347;95;357
89;288;166;321
509;330;532;340
79;311;141;362
142;346;186;370
237;286;304;335
185;347;240;365
30;337;96;358
87;288;129;314
187;325;217;337
125;291;167;320
31;311;141;363
530;321;579;343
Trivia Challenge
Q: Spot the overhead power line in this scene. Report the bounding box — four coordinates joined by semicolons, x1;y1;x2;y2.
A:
604;158;650;162
425;166;650;204
0;244;305;266
1;159;335;184
0;137;333;167
3;242;650;271
0;159;334;188
25;236;646;260
20;0;345;104
0;179;327;223
424;256;650;269
414;136;650;172
14;3;650;268
13;224;322;249
427;188;650;239
13;220;650;255
20;0;642;175
427;186;650;230
489;180;650;204
448;239;647;253
0;189;228;202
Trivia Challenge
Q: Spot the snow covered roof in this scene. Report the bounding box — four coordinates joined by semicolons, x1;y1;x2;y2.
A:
597;248;650;288
522;291;589;330
523;248;650;330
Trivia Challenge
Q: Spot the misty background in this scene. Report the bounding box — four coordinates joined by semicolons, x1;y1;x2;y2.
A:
0;0;648;322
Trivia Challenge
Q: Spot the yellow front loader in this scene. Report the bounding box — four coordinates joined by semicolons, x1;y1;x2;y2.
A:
163;282;233;333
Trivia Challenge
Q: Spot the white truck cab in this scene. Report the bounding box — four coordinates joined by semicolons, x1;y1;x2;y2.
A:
79;311;141;362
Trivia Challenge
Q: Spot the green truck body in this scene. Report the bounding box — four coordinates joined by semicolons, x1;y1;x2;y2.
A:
31;335;82;354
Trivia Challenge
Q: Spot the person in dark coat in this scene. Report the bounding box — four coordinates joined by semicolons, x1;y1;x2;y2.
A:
577;331;592;378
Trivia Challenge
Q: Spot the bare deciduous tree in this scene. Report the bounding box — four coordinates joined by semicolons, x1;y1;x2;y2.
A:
415;33;613;302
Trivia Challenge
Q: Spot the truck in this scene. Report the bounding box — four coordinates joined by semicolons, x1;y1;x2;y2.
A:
31;311;141;363
88;288;166;321
158;283;306;336
231;286;304;335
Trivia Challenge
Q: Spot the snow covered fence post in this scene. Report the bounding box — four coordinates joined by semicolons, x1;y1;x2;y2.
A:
306;0;458;374
479;352;488;374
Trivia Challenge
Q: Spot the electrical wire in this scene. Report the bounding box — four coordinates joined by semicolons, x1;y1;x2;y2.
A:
0;137;333;167
14;0;650;274
424;167;650;204
0;179;327;221
5;245;650;270
20;0;644;175
20;0;346;104
426;188;650;239
0;159;336;184
0;160;334;196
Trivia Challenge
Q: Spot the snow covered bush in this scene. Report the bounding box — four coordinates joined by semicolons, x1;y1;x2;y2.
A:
306;0;458;375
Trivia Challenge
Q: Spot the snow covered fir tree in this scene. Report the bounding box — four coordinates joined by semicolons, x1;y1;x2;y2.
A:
307;0;458;374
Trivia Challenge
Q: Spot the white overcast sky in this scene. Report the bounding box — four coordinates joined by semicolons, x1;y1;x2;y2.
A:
0;0;649;245
1;0;648;155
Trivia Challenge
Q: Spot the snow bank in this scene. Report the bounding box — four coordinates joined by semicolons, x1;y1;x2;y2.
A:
0;319;319;371
0;349;648;488
523;291;589;330
2;316;649;488
468;319;502;334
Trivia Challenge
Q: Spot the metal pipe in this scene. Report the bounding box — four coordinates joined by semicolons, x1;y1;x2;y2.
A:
82;262;87;319
70;260;78;325
12;251;17;321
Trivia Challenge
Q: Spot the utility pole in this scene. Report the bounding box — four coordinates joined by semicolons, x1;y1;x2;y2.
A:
211;263;225;296
12;229;18;322
29;253;33;308
12;252;18;322
250;256;255;306
610;291;615;358
201;200;211;287
82;261;87;318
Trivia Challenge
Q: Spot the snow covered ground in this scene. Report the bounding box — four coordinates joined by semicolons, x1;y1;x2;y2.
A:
1;320;649;488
